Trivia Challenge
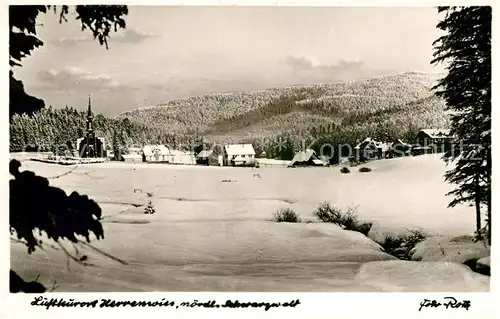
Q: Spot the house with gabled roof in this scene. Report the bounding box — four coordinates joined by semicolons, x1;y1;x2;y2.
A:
223;143;256;167
388;138;412;158
168;149;196;165
142;145;170;162
415;129;454;154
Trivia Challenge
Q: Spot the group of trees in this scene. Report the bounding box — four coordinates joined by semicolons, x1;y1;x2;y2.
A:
432;6;492;245
9;106;198;154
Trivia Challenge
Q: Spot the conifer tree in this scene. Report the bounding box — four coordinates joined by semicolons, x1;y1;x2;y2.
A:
431;6;491;244
9;115;26;152
112;129;122;161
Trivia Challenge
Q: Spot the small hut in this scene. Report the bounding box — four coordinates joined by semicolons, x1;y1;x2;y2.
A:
196;150;220;166
121;153;143;163
288;149;326;167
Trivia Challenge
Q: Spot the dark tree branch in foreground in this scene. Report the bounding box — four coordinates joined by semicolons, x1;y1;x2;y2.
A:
10;270;46;293
9;5;129;117
9;159;105;292
9;70;45;118
9;5;129;293
10;159;104;254
73;5;128;49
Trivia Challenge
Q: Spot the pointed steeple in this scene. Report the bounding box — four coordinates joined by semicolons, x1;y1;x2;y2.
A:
87;95;93;119
86;95;93;132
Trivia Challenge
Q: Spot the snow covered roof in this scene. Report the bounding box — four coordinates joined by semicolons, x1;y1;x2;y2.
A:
121;153;142;160
354;138;374;149
312;159;326;166
354;138;391;152
290;149;317;163
224;144;255;156
142;145;170;156
170;149;195;156
419;129;452;139
196;150;214;158
392;139;412;147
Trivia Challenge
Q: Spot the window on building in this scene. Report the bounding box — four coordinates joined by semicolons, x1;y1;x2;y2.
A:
242;155;246;158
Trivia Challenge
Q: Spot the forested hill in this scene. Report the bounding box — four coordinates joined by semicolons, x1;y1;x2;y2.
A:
116;71;449;143
10;71;450;159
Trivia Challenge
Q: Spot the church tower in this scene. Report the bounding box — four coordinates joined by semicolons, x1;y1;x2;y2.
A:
86;95;94;132
77;95;105;158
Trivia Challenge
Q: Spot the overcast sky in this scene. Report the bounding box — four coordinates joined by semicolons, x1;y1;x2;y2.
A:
14;6;445;117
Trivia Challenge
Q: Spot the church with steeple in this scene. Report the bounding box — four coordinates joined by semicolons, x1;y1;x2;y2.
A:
76;96;106;158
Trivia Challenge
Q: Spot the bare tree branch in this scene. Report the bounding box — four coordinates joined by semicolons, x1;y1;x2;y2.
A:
77;240;129;265
56;241;96;267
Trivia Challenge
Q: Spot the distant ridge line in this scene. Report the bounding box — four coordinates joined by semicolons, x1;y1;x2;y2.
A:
116;71;443;118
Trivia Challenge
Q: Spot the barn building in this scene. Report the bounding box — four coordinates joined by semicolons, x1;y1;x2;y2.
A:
288;149;326;167
196;150;222;166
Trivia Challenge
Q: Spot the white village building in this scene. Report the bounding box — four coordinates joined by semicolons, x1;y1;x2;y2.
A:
142;145;196;165
168;149;197;165
223;143;256;166
142;145;170;162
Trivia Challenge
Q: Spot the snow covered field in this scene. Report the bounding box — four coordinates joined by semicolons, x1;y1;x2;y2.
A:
10;154;488;292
